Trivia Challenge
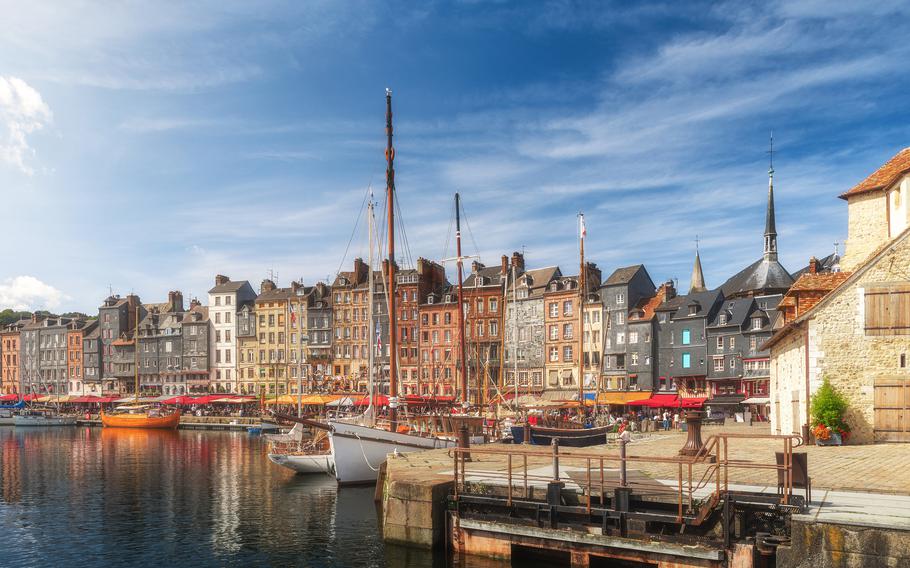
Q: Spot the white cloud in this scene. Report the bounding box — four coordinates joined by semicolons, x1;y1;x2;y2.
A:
0;76;52;175
0;276;66;311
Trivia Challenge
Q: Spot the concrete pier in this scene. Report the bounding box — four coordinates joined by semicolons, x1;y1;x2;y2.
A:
380;425;910;566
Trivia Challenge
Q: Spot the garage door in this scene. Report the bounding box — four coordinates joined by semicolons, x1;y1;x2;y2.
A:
874;378;910;442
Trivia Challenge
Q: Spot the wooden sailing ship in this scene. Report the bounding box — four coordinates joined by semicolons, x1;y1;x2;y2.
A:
101;306;180;429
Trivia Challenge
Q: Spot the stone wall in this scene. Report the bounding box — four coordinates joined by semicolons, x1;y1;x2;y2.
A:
770;325;806;436
842;191;888;272
777;519;910;567
772;231;910;444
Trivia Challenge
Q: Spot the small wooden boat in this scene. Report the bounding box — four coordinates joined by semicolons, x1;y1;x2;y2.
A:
268;430;335;475
512;424;612;447
101;406;181;429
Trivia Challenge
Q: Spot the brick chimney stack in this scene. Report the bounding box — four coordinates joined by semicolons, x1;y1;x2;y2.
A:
214;274;230;286
511;251;525;273
167;291;184;313
808;256;818;275
261;279;276;293
501;255;508;276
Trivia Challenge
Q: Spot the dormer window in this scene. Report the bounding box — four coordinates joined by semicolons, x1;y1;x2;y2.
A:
751;316;763;330
517;288;529;299
427;295;435;304
719;313;727;325
688;305;698;316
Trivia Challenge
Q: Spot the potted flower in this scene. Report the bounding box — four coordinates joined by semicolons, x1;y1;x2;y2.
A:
810;378;850;446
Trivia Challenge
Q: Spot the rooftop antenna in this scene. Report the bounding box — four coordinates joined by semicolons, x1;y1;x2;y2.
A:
833;241;840;257
108;284;114;297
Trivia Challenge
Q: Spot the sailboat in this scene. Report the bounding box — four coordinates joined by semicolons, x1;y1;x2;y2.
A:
101;306;181;429
328;89;456;486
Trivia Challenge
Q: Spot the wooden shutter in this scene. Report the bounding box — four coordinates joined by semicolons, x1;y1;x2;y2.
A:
865;284;910;335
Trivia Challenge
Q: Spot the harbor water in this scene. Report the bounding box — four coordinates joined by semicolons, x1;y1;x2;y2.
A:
0;427;509;568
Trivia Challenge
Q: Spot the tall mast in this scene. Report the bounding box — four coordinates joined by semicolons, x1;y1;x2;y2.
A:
512;261;519;408
367;193;376;426
455;193;468;406
577;213;586;409
134;305;140;402
385;88;399;431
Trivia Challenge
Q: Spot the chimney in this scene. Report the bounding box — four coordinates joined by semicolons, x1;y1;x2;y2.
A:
291;280;301;294
167;291;184;313
511;251;525;273
126;294;141;331
353;258;367;283
261;279;276;293
663;280;677;300
471;261;484;274
214;274;230;286
808;256;818;275
501;255;509;276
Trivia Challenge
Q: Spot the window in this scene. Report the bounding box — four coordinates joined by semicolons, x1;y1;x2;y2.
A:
563;300;573;316
728;336;735;349
681;328;691;345
616;312;624;325
549;347;559;361
729;358;735;370
751;317;763;330
864;286;910;335
548;302;558;317
715;336;723;350
750;336;758;352
563;346;573;361
719;313;727;325
489;298;498;312
615;293;625;306
549;325;558;341
490;321;499;337
713;357;724;372
630;352;639;366
629;331;638;344
616;332;625;345
563;323;573;339
682;352;691;368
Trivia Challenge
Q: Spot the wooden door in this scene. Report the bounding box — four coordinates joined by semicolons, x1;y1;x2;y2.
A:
874;378;910;442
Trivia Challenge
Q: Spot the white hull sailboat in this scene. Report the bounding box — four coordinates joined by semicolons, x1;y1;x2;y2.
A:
14;412;77;427
268;452;335;475
329;419;453;485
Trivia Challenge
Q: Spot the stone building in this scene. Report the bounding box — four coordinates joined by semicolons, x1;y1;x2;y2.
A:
331;258;369;382
208;275;256;394
503;263;559;394
65;319;97;396
601;265;657;391
287;281;310;394
1;320;27;394
656;286;724;400
303;282;333;389
236;300;258;395
612;281;675;397
417;286;460;397
99;294;141;394
767;147;910;443
462;258;509;404
81;323;102;394
395;259;448;394
542;272;594;395
254;280;293;396
181;301;211;394
19;315;73;396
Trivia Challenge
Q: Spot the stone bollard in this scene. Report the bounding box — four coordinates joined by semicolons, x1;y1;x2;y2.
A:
457;422;471;462
679;410;706;456
523;423;531;445
619;438;627;487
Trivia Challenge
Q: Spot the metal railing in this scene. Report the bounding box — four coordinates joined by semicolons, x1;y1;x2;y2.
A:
451;432;803;524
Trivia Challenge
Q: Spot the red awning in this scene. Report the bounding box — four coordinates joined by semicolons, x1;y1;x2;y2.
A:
354;395;389;407
680;397;708;408
69;396;102;403
627;393;680;408
0;394;19;402
162;396;197;405
21;394;42;401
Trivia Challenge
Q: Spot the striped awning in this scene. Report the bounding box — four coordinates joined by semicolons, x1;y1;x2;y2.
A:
596;391;647;405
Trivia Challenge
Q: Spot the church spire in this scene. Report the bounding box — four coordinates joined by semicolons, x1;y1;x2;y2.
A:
689;236;707;293
764;132;778;261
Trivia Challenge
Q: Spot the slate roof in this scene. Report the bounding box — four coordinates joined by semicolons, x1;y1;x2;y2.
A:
655;294;687;313
256;287;294;303
670;289;723;320
709;297;753;327
208;280;250;294
463;265;506;288
791;252;841;279
840;147;910;199
603;265;643;286
719;257;794;298
515;266;561;299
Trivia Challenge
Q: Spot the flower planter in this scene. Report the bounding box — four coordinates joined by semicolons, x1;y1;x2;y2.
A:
815;432;842;446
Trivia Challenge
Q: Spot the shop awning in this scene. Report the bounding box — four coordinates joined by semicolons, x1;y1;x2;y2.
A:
742;397;770;405
162;396;197;405
596;391;647;405
354;395;389;407
326;396;357;407
680;397;708;408
540;389;579;401
0;394;19;402
707;395;746;406
628;393;680;408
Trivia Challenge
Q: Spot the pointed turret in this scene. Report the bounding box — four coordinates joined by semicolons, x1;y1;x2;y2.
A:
689;247;707;293
764;135;778;261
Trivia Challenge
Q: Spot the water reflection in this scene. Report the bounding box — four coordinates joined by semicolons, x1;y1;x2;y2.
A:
0;427;510;567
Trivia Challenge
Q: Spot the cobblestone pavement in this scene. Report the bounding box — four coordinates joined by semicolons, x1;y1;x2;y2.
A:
388;421;910;496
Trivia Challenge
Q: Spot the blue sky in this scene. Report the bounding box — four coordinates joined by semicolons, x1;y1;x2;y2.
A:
1;0;909;313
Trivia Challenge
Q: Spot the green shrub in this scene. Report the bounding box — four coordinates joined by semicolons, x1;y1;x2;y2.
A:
810;378;850;433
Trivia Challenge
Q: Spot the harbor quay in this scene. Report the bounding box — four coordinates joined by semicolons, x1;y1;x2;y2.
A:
378;421;910;567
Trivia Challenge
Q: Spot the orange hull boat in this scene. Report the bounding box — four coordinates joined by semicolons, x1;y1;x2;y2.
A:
100;409;181;429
